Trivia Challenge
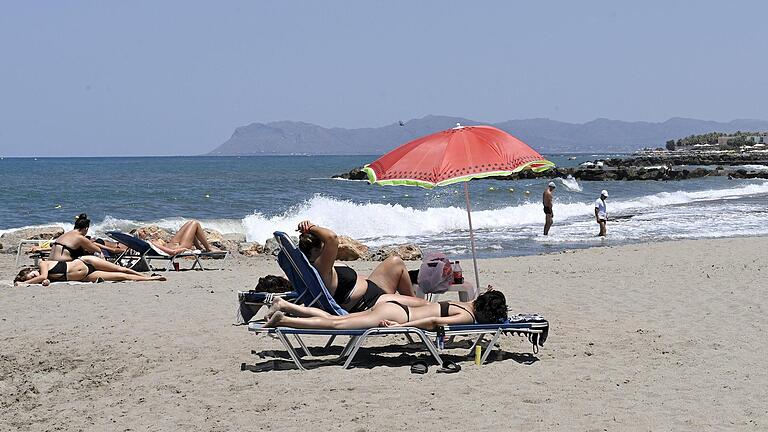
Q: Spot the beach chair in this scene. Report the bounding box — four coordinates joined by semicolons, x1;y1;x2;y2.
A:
17;239;117;267
273;231;348;314
106;231;228;271
247;314;549;371
237;231;346;320
238;231;351;350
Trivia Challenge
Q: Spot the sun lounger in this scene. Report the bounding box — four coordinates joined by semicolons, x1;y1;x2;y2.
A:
106;231;228;271
272;231;348;315
236;231;346;323
245;231;550;369
247;313;549;370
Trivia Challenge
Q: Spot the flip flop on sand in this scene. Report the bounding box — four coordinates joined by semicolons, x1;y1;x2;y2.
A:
436;361;461;374
410;360;428;374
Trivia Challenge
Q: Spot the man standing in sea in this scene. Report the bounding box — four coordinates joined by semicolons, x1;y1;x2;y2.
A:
595;190;609;236
543;181;556;235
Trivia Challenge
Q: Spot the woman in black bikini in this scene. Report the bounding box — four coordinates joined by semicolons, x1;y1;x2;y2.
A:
48;213;124;261
264;289;508;330
297;221;415;313
14;256;166;285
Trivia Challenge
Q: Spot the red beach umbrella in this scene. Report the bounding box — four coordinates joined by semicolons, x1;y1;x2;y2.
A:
364;124;554;288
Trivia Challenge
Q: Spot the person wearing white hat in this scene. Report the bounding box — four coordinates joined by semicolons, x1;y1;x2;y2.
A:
594;190;609;236
543;181;556;235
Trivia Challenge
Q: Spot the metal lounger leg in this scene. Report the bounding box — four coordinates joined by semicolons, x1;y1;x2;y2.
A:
192;255;204;271
324;335;338;349
342;335;371;369
276;331;307;371
469;334;486;353
412;331;444;367
293;334;312;357
480;329;502;365
339;336;359;358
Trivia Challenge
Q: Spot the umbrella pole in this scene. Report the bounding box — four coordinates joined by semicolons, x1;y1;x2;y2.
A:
463;182;481;289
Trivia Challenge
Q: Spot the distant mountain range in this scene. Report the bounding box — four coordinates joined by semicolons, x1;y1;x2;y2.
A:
206;115;768;155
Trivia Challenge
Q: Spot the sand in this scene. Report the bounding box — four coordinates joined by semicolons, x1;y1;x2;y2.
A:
1;237;767;431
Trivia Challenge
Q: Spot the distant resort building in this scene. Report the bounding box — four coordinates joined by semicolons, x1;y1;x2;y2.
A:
666;131;768;153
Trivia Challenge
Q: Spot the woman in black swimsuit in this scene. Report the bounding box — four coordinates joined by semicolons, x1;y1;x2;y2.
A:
48;213;124;261
264;290;508;330
14;256;166;285
296;221;416;313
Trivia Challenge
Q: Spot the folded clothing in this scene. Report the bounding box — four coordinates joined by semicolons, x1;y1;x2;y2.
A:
507;313;549;346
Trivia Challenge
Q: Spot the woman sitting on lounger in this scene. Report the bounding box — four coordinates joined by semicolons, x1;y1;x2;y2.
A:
145;220;220;255
14;256;166;285
264;289;508;330
297;221;416;313
48;213;124;261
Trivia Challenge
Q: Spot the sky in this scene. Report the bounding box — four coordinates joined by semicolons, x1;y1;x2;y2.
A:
1;1;767;157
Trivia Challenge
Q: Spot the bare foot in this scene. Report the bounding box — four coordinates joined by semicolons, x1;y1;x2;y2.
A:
265;298;283;320
265;311;284;328
150;274;167;281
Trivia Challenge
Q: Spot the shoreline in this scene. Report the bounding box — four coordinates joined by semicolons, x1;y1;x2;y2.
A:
2;235;767;430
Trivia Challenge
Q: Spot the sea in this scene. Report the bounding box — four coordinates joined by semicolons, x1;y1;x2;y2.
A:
2;154;768;259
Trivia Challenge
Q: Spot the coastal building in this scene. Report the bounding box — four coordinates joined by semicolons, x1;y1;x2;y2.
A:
717;136;736;146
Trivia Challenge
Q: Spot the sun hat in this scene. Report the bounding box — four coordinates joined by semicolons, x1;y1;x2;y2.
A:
548;181;556;188
601;189;609;197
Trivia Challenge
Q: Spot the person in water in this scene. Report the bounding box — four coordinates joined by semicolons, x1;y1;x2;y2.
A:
594;190;609;237
542;181;556;235
48;213;124;261
264;289;508;330
14;256;166;285
297;220;416;312
145;220;221;255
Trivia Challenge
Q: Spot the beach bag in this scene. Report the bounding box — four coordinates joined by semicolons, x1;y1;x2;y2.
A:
417;252;453;294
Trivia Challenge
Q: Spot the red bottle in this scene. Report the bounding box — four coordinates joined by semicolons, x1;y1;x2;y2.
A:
453;261;463;284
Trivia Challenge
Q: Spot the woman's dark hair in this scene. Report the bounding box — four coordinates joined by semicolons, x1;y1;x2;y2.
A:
74;213;90;230
255;275;293;293
14;267;35;283
298;232;322;257
473;290;508;324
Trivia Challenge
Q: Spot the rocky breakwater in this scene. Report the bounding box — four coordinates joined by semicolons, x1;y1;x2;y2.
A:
334;151;768;182
1;224;421;262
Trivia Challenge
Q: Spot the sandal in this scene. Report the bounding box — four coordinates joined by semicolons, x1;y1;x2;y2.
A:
436;361;461;374
410;360;428;374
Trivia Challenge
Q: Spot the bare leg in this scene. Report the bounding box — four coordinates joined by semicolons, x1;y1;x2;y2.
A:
80;256;145;276
270;297;339;319
169;221;199;249
544;214;553;235
266;303;405;329
598;220;607;237
367;256;415;297
86;271;166;282
191;222;218;252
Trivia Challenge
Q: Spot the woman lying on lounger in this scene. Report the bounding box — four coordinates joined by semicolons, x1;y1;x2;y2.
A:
264;289;508;330
145;220;221;255
14;256;166;285
297;221;416;313
48;213;125;261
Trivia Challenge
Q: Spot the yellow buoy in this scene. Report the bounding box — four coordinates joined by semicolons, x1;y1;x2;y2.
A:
488;187;496;191
508;188;514;192
524;190;531;195
205;194;211;198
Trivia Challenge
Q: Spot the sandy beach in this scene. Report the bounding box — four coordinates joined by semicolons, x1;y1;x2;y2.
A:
1;237;767;431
